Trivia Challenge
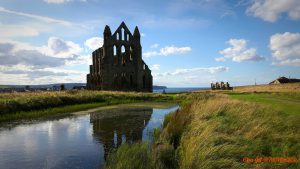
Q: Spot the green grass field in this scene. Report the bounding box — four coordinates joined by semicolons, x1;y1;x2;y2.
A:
227;92;300;115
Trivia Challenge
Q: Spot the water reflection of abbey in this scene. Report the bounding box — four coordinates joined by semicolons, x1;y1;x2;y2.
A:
90;108;152;159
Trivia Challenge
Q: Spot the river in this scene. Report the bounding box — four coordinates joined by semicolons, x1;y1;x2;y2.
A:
0;103;179;169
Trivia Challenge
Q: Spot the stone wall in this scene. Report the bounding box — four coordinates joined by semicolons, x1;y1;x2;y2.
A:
87;22;152;92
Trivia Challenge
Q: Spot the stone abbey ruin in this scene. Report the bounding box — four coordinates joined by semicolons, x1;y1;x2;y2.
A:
87;22;152;92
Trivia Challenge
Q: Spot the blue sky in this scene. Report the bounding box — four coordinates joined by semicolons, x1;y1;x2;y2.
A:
0;0;299;87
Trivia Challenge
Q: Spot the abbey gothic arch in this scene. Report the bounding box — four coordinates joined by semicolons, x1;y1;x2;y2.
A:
87;22;153;92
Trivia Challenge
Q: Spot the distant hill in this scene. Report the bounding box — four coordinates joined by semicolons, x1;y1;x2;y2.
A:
0;83;167;90
0;83;85;90
153;85;167;90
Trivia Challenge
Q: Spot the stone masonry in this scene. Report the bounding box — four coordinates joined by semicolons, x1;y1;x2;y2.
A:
87;22;152;92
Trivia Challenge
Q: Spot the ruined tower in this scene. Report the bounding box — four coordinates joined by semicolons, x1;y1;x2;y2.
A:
86;22;152;92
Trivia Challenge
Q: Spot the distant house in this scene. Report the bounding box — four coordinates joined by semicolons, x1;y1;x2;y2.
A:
269;77;300;84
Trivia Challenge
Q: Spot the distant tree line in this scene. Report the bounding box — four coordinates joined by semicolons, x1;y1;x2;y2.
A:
211;82;233;90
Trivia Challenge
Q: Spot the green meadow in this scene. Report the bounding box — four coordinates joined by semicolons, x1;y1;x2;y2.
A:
227;92;300;115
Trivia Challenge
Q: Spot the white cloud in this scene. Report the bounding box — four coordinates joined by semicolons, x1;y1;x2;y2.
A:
153;66;228;87
44;0;87;4
46;37;82;58
0;38;89;84
0;38;85;68
215;57;226;62
150;64;160;71
0;41;65;68
44;0;71;4
151;43;159;48
218;39;264;62
144;51;159;58
66;55;91;66
270;32;300;66
0;65;86;84
84;37;103;50
160;46;192;56
0;23;43;38
155;66;228;77
0;6;71;26
247;0;300;22
144;45;192;58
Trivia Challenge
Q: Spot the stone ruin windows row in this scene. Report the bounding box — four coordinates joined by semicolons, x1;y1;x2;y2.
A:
113;72;134;88
116;28;130;41
113;45;134;66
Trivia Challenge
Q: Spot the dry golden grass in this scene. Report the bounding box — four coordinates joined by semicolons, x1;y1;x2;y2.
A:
104;92;299;169
233;83;300;93
194;83;300;93
177;94;299;169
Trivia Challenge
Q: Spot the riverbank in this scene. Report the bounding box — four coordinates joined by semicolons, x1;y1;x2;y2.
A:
106;91;299;168
0;90;178;122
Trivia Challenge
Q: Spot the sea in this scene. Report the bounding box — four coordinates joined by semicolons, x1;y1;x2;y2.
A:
153;87;209;93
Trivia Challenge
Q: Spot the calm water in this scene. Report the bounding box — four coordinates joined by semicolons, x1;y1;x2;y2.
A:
153;87;209;93
0;105;179;169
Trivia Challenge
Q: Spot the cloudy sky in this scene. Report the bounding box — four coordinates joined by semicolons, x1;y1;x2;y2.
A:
0;0;299;87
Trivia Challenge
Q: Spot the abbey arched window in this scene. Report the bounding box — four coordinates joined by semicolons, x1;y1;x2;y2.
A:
121;28;125;41
130;46;133;61
121;45;125;53
113;45;117;56
116;33;120;40
127;34;130;41
121;45;126;66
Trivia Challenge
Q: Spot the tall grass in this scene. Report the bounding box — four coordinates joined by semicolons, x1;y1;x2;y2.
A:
0;90;176;114
0;90;178;121
106;142;154;169
173;94;299;168
103;92;299;168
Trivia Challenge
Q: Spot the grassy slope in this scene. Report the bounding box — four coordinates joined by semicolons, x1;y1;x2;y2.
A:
227;92;300;115
233;83;300;93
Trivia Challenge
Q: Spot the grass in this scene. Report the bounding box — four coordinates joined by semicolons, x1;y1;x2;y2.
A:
0;90;178;122
232;83;300;93
0;101;124;122
227;92;300;115
106;92;299;169
106;142;154;169
175;94;299;168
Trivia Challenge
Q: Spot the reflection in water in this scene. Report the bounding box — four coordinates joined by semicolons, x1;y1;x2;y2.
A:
90;108;153;160
0;105;178;169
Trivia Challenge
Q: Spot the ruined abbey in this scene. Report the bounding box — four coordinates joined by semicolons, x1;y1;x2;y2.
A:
87;22;152;92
